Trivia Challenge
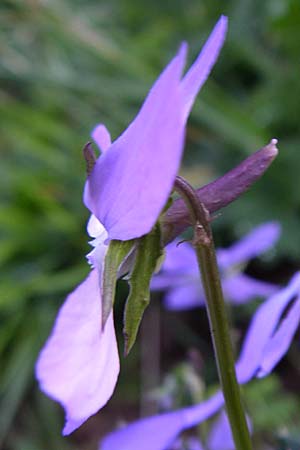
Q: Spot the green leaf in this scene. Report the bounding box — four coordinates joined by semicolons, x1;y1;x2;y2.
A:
102;239;135;329
123;224;163;355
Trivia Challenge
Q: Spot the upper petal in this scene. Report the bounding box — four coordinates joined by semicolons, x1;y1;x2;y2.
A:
180;15;228;120
84;45;187;241
36;270;120;435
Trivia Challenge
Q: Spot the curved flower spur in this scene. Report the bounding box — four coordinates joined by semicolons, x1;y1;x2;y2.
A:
36;16;228;435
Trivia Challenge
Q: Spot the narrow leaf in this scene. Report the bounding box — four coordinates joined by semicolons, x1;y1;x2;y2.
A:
123;224;163;355
102;239;135;329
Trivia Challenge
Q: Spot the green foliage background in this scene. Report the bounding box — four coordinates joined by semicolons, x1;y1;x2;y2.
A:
1;0;300;449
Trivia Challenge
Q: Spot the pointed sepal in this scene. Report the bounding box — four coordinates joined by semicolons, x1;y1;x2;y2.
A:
123;224;163;355
102;239;135;329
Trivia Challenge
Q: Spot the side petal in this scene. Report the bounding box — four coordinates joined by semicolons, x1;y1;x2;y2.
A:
222;273;278;304
84;45;187;241
100;391;223;450
236;272;300;384
36;270;120;435
180;15;228;119
258;296;300;377
92;124;112;153
217;222;281;270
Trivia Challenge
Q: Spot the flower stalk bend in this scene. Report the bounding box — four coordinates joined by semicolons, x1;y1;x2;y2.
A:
173;176;252;450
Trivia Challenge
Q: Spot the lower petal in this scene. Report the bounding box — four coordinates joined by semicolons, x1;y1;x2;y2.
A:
35;269;120;435
101;392;223;450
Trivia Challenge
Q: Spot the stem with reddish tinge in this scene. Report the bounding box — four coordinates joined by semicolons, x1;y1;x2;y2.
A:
174;176;252;450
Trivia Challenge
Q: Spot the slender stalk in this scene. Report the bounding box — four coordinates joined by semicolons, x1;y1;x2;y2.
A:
174;176;252;450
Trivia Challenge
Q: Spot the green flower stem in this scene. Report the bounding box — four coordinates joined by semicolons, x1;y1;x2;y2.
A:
174;176;252;450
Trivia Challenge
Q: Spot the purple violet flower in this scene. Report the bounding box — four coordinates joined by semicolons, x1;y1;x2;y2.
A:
35;17;228;435
101;272;300;450
152;222;281;310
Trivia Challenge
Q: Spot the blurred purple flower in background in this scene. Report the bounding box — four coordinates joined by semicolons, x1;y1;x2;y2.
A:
181;411;251;450
170;410;251;450
152;222;281;310
36;17;228;435
101;272;300;450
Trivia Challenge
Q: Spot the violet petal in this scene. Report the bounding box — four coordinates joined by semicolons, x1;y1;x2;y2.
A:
207;410;235;450
181;15;228;119
258;296;300;377
162;240;197;273
36;270;120;435
164;284;204;310
222;273;278;304
236;272;300;384
207;410;252;450
84;44;187;240
101;392;223;450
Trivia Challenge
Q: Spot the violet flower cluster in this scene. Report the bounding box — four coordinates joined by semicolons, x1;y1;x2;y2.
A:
152;222;281;310
36;16;228;434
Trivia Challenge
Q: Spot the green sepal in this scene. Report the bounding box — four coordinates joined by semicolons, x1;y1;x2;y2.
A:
123;223;163;355
102;239;135;329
